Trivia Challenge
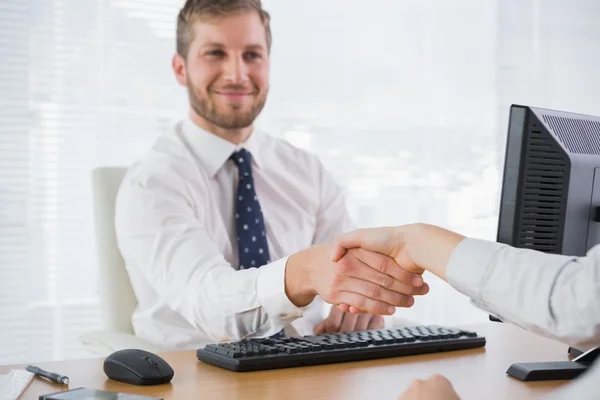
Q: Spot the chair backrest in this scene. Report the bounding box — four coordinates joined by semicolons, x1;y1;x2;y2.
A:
91;167;137;333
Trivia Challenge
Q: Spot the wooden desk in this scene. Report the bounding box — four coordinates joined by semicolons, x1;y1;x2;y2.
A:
2;323;571;400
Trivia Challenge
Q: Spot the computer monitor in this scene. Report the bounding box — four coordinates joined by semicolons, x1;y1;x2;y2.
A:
496;105;600;378
497;104;600;256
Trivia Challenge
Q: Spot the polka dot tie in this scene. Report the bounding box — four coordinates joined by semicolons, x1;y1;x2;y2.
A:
231;149;284;339
230;149;271;270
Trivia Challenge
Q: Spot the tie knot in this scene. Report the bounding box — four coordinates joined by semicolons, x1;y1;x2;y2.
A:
230;149;252;168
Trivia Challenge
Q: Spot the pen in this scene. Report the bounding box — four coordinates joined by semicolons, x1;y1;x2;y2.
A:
25;365;70;385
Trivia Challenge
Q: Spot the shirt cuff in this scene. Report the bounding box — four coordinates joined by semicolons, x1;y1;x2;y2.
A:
446;238;508;301
256;256;306;325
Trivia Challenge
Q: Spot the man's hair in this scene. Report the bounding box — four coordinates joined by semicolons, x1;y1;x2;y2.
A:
176;0;272;59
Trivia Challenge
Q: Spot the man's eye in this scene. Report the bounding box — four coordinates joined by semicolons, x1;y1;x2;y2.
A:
245;52;261;61
207;49;225;57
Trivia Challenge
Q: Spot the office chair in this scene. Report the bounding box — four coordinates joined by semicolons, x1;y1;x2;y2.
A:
79;167;162;356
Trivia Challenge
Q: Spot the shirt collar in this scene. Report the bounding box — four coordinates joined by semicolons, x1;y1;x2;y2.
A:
181;117;264;177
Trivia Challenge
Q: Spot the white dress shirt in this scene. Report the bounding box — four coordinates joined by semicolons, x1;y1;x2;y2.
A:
115;118;354;350
446;238;600;399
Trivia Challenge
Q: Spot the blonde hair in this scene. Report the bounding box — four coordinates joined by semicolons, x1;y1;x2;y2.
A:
176;0;272;58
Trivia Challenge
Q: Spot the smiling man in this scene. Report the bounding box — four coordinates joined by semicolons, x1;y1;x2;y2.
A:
114;0;428;351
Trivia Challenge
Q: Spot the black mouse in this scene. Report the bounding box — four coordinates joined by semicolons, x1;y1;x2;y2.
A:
103;349;174;386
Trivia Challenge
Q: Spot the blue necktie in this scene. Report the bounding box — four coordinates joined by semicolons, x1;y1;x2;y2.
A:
231;149;284;339
231;149;271;269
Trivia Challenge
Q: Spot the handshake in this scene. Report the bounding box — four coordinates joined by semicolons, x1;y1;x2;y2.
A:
284;223;465;316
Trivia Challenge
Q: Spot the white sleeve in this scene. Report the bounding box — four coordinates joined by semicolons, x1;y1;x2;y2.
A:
446;238;600;348
115;170;305;342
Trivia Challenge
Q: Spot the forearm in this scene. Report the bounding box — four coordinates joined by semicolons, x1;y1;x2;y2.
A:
401;224;466;281
124;228;305;342
446;238;600;347
185;259;303;341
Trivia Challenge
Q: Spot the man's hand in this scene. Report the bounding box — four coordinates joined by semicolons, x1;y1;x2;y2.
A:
398;375;461;400
285;243;429;316
314;305;384;334
330;224;464;314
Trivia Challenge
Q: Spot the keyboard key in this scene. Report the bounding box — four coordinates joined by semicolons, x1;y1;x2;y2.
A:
216;347;230;356
204;344;219;353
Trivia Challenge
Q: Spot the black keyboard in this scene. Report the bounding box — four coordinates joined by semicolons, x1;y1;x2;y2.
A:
196;325;486;372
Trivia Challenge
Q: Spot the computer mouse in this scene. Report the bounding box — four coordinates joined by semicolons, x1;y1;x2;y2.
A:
103;349;174;386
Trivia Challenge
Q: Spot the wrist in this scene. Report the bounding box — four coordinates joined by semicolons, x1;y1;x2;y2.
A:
403;223;465;281
284;248;318;307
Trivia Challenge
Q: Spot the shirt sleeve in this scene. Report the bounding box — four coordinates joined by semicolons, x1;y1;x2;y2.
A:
115;168;306;343
446;238;600;348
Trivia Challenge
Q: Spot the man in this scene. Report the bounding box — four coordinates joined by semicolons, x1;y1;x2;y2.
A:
331;223;600;399
115;0;428;350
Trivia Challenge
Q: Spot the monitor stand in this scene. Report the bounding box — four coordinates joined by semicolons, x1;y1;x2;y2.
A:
506;346;600;381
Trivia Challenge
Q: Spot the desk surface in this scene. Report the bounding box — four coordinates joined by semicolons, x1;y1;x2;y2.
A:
2;323;571;400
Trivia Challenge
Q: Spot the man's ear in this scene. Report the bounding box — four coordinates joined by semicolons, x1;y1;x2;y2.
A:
172;53;188;87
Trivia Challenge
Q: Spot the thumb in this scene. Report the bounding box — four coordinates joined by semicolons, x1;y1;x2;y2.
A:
330;243;348;262
313;322;326;335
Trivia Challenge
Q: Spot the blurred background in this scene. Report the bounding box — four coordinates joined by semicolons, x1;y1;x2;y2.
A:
1;0;599;364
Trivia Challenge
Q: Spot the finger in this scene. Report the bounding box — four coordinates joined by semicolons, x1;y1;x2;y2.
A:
330;243;349;262
346;276;415;308
417;281;430;296
348;298;415;314
313;322;326;335
367;314;384;330
324;307;344;333
339;312;359;332
333;228;399;260
337;251;425;306
335;292;397;315
351;248;424;290
349;305;362;314
337;304;351;313
354;313;373;331
338;303;370;314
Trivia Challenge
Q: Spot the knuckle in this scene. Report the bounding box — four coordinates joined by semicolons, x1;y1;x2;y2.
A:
367;283;381;298
376;256;388;274
378;273;394;289
355;296;367;311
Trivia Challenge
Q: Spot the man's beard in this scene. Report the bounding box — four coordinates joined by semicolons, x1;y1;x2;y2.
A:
187;80;267;130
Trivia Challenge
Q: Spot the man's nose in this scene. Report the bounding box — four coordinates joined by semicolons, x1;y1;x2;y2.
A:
223;56;248;84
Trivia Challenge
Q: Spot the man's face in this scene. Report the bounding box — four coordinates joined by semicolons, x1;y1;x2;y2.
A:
178;12;270;130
